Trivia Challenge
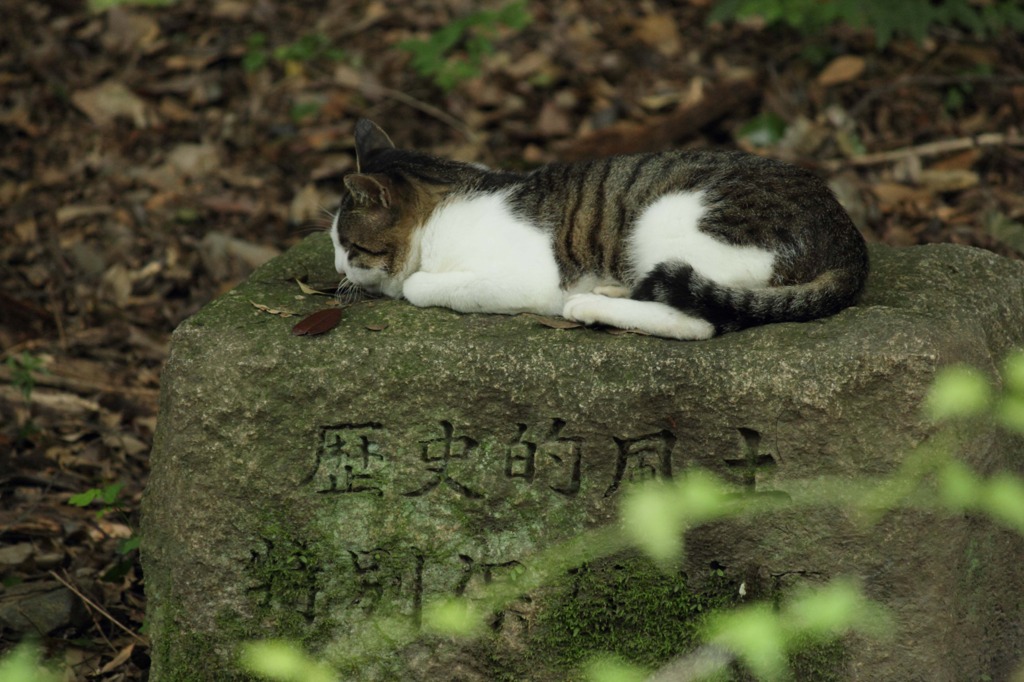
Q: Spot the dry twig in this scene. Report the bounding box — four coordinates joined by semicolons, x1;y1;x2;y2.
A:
822;133;1024;171
49;570;149;646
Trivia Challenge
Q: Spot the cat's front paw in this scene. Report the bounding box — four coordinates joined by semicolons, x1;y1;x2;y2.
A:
401;272;433;307
562;293;611;326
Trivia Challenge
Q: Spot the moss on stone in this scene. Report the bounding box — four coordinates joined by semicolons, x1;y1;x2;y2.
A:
786;636;849;682
532;551;739;670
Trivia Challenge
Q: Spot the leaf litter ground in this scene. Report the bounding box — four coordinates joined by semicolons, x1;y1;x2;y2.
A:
1;1;1022;679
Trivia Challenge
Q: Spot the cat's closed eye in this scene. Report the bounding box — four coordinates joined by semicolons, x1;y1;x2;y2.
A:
350;243;386;257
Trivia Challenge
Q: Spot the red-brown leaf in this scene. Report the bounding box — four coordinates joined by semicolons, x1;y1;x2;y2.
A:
291;307;343;336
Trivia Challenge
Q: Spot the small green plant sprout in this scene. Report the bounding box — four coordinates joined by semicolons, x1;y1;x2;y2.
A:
708;0;1024;48
737;112;788;148
6;351;48;401
243;33;270;72
68;481;128;519
68;482;141;581
398;2;532;91
274;33;345;65
243;32;346;74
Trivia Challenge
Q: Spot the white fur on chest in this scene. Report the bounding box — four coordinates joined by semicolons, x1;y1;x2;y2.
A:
627;191;775;287
407;192;564;314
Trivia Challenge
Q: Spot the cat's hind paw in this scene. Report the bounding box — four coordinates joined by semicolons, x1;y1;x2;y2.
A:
562;294;715;340
562;293;613;326
592;285;631;298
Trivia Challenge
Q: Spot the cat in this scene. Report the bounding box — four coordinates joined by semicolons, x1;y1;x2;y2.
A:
329;118;868;340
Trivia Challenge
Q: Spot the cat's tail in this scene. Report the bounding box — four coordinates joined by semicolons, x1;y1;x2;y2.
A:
632;260;868;334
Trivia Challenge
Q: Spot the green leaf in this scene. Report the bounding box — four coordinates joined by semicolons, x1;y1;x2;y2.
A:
937;459;982;511
421;597;483;637
997;394;1024;433
242;51;267;72
68;488;102;507
0;642;61;682
738;112;787;147
620;472;728;565
707;0;747;24
239;640;336;682
583;655;649;682
925;365;992;421
982;473;1024;533
498;2;532;30
289;101;322;123
102;557;135;583
783;579;891;638
621;481;685;564
117;536;141;554
986;212;1024;256
101;481;125;505
707;605;787;679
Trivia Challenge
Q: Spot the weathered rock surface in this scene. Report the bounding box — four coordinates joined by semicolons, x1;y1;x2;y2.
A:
142;234;1024;681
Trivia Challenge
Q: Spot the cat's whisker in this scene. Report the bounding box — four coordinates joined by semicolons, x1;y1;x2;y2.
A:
335;278;371;305
292;224;328;236
290;206;339;238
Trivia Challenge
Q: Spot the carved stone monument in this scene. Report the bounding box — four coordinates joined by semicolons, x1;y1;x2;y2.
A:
142;234;1024;681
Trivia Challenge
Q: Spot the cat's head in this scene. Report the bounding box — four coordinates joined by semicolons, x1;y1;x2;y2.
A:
331;119;491;297
329;119;416;298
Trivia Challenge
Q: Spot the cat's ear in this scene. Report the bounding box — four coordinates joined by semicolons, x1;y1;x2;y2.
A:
344;173;391;208
353;119;395;171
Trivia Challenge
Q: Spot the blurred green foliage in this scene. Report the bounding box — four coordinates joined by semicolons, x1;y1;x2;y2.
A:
398;2;532;91
243;33;346;74
709;0;1024;47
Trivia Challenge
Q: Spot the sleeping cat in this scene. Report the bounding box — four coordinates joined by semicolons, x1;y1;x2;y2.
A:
329;118;868;340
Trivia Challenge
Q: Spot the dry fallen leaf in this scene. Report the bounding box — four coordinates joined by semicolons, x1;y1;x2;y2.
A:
97;643;136;675
536;100;573;138
166;142;222;179
929;148;982;172
918;169;980;192
870;182;933;211
525;314;583;330
295;279;332;296
633;14;682;58
250;301;296;317
71;79;152;128
291;307;343;336
817;55;866;87
102;8;162;55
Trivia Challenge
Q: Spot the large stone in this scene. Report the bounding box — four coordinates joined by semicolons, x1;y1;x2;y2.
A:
142;234;1024;681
